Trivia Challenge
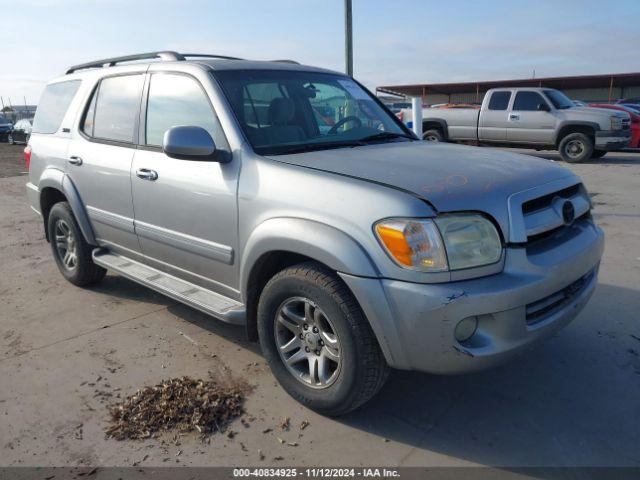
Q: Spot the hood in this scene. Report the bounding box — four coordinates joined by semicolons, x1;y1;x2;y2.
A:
570;106;629;119
268;141;576;239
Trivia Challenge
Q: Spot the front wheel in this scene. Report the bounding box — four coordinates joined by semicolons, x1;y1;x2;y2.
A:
7;134;14;145
47;202;106;286
558;132;594;163
257;262;389;416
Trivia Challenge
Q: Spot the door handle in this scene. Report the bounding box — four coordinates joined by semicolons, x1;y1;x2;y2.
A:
68;156;83;165
136;168;158;181
509;114;520;120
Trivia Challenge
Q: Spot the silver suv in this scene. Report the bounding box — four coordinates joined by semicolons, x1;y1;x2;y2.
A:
26;52;604;415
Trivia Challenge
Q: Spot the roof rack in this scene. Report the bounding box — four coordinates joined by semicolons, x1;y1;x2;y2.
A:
271;59;300;64
65;51;244;74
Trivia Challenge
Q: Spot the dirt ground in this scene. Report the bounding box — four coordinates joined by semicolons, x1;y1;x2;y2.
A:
0;144;639;469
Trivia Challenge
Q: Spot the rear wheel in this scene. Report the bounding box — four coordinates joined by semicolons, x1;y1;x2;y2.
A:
47;202;106;286
591;150;607;159
558;132;593;163
423;129;443;142
257;262;389;416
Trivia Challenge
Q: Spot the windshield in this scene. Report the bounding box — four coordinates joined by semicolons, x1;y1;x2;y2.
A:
543;89;574;110
214;70;413;155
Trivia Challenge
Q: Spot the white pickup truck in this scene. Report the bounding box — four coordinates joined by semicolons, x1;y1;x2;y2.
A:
401;87;631;162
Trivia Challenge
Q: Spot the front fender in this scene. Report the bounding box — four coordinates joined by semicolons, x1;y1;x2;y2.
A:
37;167;97;245
240;217;379;298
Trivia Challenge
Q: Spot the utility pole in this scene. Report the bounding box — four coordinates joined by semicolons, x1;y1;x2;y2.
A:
344;0;353;76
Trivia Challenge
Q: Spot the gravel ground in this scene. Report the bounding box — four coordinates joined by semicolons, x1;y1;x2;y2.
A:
0;146;639;469
0;143;28;178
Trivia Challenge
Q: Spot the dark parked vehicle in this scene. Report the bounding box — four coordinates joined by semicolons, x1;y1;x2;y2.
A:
8;119;33;145
0;115;13;141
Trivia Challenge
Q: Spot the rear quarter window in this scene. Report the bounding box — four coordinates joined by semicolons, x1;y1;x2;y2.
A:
488;91;511;110
32;80;81;134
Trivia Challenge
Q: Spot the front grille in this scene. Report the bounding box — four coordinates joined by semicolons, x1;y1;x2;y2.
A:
526;269;595;325
522;184;581;215
520;183;591;244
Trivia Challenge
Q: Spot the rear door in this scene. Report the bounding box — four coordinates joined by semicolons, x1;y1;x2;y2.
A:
506;90;556;144
131;71;239;298
67;73;145;257
478;90;511;141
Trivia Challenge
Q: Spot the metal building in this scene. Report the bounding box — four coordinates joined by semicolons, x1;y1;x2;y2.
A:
377;72;640;106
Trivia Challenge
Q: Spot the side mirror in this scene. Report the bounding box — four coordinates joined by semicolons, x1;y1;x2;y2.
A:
537;103;550;112
163;126;217;161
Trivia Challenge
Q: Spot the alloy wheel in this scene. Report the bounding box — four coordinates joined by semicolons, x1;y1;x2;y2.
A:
274;297;341;389
54;219;78;270
565;139;585;159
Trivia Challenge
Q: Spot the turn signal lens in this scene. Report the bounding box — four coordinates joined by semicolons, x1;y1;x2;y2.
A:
375;219;448;272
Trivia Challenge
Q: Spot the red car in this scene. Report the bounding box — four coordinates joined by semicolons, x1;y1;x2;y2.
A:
590;103;640;148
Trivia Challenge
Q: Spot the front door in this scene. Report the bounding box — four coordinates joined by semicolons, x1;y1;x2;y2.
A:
131;72;240;298
67;73;146;257
506;91;556;144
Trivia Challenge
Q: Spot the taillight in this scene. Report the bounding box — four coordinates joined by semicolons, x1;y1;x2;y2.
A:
24;145;31;171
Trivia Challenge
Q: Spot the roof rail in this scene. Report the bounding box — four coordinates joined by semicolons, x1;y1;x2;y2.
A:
182;53;244;61
66;51;184;74
270;59;300;64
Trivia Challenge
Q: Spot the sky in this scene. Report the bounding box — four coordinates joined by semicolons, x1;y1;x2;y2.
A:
1;0;639;105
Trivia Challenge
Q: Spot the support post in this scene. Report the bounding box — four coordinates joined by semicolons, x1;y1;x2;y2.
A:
411;97;423;138
344;0;353;76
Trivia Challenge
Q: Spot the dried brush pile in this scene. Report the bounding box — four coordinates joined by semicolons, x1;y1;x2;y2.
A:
106;376;245;440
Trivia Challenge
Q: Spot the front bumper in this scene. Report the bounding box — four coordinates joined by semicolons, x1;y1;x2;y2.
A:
340;219;604;374
595;129;631;150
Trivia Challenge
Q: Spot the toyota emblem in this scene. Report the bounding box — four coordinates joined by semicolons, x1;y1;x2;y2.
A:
562;201;575;224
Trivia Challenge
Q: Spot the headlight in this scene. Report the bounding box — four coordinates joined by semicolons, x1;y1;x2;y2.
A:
610;116;623;130
375;214;502;272
375;219;448;272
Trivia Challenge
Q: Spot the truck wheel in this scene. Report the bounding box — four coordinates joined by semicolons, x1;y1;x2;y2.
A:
423;129;443;142
47;202;106;287
591;150;607;159
559;133;593;163
257;262;389;416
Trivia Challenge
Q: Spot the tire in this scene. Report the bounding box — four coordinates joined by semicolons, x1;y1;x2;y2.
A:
257;262;389;416
7;134;14;145
423;129;443;142
558;132;593;163
591;150;607;159
47;202;106;287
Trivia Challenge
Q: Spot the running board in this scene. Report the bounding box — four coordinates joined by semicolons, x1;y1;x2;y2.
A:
92;249;245;325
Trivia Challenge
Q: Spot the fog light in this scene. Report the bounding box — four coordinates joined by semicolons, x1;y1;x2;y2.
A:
455;316;478;342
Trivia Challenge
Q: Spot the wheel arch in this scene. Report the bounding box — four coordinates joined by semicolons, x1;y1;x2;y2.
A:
240;218;380;341
555;122;599;147
422;118;448;139
37;169;97;245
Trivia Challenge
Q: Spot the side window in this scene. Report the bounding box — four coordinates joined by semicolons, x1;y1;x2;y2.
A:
145;74;219;147
90;74;144;142
488;91;511;111
32;80;81;134
513;91;547;111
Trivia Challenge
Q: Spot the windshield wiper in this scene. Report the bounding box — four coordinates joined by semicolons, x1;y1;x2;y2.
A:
359;131;415;143
264;140;365;155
